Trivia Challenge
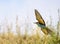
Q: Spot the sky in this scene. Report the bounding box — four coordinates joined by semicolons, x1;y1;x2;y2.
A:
0;0;60;34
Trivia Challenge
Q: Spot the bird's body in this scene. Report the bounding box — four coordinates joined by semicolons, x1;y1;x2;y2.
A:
35;22;53;35
34;9;54;35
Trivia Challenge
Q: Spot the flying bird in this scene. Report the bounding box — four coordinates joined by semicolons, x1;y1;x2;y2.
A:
34;9;53;35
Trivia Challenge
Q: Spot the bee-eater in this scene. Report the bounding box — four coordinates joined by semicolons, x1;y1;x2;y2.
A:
34;9;53;35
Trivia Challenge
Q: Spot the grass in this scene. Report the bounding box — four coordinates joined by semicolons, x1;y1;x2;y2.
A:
0;32;60;44
0;16;60;44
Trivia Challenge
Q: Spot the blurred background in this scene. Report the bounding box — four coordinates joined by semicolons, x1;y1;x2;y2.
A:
0;0;60;44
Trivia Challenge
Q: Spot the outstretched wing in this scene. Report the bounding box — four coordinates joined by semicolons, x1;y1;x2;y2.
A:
35;9;45;25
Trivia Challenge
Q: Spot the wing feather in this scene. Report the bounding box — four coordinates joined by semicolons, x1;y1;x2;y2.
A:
41;28;54;35
35;9;45;25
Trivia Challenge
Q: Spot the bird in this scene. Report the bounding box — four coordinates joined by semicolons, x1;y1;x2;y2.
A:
34;9;54;35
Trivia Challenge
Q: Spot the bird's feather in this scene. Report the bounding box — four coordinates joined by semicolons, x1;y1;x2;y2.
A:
41;27;54;35
35;9;45;26
34;9;54;35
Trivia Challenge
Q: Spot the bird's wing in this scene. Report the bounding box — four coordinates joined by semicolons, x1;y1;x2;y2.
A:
46;27;54;35
41;28;48;35
35;9;45;25
41;27;54;35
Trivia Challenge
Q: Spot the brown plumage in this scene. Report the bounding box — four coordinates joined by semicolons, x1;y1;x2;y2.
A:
34;9;54;35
